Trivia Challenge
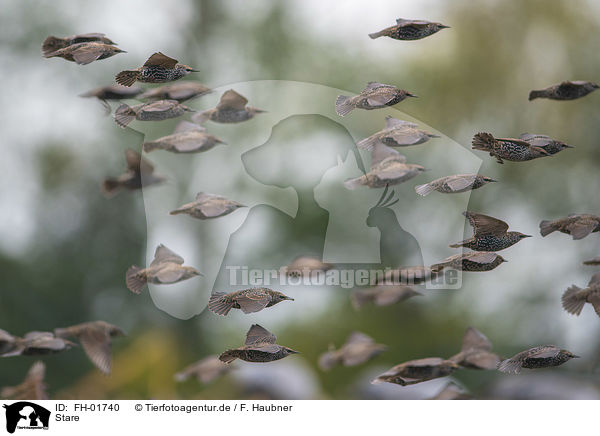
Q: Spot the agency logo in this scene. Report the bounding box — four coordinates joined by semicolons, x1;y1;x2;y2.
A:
2;402;50;434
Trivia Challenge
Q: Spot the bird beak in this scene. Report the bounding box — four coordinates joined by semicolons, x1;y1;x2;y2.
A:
189;68;200;72
563;143;575;148
283;296;295;301
522;234;533;238
488;178;498;182
289;349;300;354
439;25;451;29
572;354;580;358
407;93;418;98
254;108;267;113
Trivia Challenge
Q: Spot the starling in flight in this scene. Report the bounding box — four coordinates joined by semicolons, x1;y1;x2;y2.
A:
143;121;226;154
380;265;441;285
54;321;125;375
101;149;165;197
115;52;198;87
539;214;600;240
284;256;333;278
583;256;600;266
450;211;531;251
357;116;439;150
126;244;202;294
44;42;125;65
518;133;574;155
372;357;459;386
415;174;496;196
529;81;599;101
219;324;299;363
351;284;421;309
192;89;266;124
42;33;116;56
174;355;231;384
472;132;551;164
562;272;600;317
369;18;450;41
114;99;193;128
170;192;245;220
0;331;75;357
336;82;417;116
79;84;143;113
139;82;212;102
497;345;579;374
449;327;502;370
318;332;386;370
1;361;48;400
431;252;506;273
208;288;294;316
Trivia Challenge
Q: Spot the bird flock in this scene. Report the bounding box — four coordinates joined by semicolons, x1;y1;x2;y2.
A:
2;17;599;400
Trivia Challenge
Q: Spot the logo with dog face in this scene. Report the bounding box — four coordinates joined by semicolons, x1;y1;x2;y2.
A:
2;402;50;433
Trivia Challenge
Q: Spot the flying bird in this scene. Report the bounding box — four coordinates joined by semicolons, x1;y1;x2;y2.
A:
139;82;212;102
1;361;48;400
562;273;600;317
472;132;551;164
114;99;193;128
518;133;574;155
192;89;266;124
0;331;75;357
170;192;245;220
449;327;502;370
126;244;202;294
431;252;506;273
335;82;417;116
380;265;441;285
208;288;294;316
539;214;600;240
351;284;421;309
174;355;231;384
79;84;143;113
101;149;165;197
357;117;439;150
219;324;299;363
449;211;531;251
369;18;450;41
318;332;386;370
497;346;578;374
42;33;116;56
372;357;459;386
44;42;125;65
583;256;600;266
143;121;226;154
116;52;198;87
529;81;599;101
284;256;333;278
415;174;496;196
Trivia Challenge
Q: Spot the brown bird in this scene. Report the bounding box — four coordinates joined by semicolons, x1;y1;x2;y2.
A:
518;133;574;155
79;84;143;113
1;331;75;357
284;256;333;278
562;272;600;317
369;18;450;41
170;192;245;220
415;174;497;196
115;52;198;87
379;265;441;285
318;332;386;370
174;355;231;384
351;284;421;309
114;99;193;128
431;252;507;273
208;288;294;316
472;132;551;164
583;256;600;266
449;327;502;370
529;81;599;101
44;42;125;65
0;329;18;355
143;121;226;154
192;89;266;124
357;117;439;150
126;244;202;294
497;345;579;374
139;82;212;102
540;214;600;240
42;33;116;56
372;357;459;386
429;382;472;400
336;82;417;116
219;324;299;363
54;321;125;375
1;361;48;400
101;149;166;197
450;211;531;251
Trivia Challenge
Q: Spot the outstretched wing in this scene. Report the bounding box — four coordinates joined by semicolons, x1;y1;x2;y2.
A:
384;116;418;130
152;244;185;266
446;175;476;191
144;52;178;69
217;90;248;110
79;327;112;374
371;144;405;169
461;327;492;352
464;211;509;236
245;324;276;345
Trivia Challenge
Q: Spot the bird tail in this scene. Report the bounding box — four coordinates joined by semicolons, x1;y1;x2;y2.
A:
528;90;544;101
335;95;354;116
368;30;386;39
356;135;379;151
126;266;147;294
218;349;239;364
318;349;340;371
115;70;140;87
472;132;496;151
415;183;435;196
562;285;585;315
114;104;135;128
539;220;556;237
343;176;364;190
101;178;121;198
42;36;67;57
208;292;234;316
497;358;521;374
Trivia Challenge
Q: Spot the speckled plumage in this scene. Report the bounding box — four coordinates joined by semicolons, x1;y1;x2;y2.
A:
369;18;449;41
431;252;506;273
529;81;599;101
415;174;496;196
114;99;193;128
357;116;438;150
450;211;531;251
472;132;551;164
372;357;459;386
116;52;198;87
497;345;578;374
335;82;417;116
208;288;293;316
219;324;298;363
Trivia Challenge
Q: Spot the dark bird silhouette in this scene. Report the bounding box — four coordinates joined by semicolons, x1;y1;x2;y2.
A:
449;327;502;370
379;265;441;285
351;284;421;309
115;52;198;87
369;18;449;41
42;33;116;56
1;361;48;400
431;252;507;273
79;84;143;113
372;357;459;386
114;99;193;128
143;121;226;154
44;42;125;64
208;288;294;316
498;346;579;374
170;192;245;220
450;211;531;251
174;355;231;384
318;332;386;370
126;244;202;294
218;324;299;363
344;144;425;189
54;321;125;375
101;149;165;197
415;174;496;196
284;256;333;278
335;82;417;116
518;133;574;155
0;331;75;357
472;132;551;164
139;82;212;102
529;81;599;101
192;89;266;124
429;382;472;400
357;117;438;150
562;273;600;317
583;256;600;266
539;214;600;240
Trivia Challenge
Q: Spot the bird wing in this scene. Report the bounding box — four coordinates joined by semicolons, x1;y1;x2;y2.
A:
386;128;427;145
396;18;430;27
519;133;552;147
142;100;177;112
464;211;509;236
152;244;185;265
346;331;375;345
589;295;600;317
252;344;281;354
366;91;397;107
363;82;392;92
529;347;561;359
236;290;269;314
466;252;500;264
463;351;501;370
168;84;210;100
217;90;248;110
174;121;206;134
79;327;112;374
589;273;600;286
445;175;476;191
245;324;276;345
461;326;493;352
371;144;405;169
72;46;103;65
374;286;403;306
154;265;186;283
125;149;154;174
567;221;596;240
384;116;418;129
408;357;445;367
374;163;412;181
143;52;178;68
